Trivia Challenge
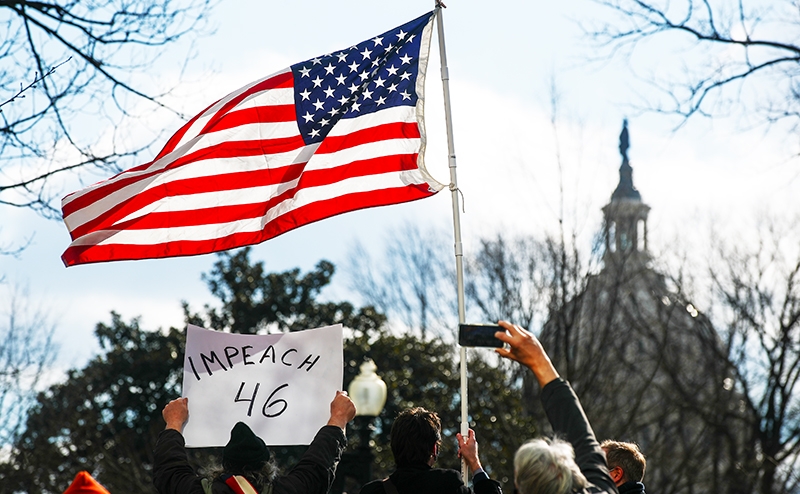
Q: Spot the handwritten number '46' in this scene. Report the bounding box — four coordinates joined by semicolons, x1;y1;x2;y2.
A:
234;382;289;418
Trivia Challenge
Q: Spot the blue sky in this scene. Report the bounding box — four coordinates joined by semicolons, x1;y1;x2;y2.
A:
2;0;798;373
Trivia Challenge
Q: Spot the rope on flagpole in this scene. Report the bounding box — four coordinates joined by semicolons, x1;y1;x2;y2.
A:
434;1;470;483
448;184;466;213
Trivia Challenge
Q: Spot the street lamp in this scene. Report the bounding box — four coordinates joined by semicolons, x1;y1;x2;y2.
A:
331;359;387;494
348;359;388;416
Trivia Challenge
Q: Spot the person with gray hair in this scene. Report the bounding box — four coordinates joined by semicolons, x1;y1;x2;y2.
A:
494;321;617;494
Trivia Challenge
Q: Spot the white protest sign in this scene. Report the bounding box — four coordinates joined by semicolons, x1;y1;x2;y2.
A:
181;324;343;447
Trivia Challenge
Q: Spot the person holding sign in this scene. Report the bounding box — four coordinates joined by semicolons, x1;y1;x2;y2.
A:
358;407;502;494
153;391;356;494
493;321;617;494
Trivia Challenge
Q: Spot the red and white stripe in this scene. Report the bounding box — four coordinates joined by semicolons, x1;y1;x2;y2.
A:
61;58;442;266
224;475;258;494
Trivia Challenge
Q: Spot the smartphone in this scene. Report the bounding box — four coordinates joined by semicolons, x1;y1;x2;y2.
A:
459;324;504;348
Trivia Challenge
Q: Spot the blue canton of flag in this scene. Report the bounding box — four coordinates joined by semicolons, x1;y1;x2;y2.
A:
291;11;434;145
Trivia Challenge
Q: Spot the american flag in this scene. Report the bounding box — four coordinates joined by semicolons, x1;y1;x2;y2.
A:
61;11;443;266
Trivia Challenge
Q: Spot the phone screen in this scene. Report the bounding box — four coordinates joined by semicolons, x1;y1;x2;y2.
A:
459;324;503;348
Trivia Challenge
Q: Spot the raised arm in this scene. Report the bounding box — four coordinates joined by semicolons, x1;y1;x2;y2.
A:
457;428;483;472
457;428;502;494
494;320;617;494
153;397;201;494
274;391;356;494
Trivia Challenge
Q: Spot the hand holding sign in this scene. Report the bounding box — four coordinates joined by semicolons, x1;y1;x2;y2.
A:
162;397;189;432
326;391;357;430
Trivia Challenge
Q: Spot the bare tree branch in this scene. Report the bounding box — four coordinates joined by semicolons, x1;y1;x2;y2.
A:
706;216;800;494
587;0;800;133
0;56;70;112
0;283;57;445
347;222;454;339
0;0;215;220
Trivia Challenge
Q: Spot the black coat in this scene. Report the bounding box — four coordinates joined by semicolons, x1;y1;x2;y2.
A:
542;378;618;494
618;481;646;494
153;425;346;494
359;464;501;494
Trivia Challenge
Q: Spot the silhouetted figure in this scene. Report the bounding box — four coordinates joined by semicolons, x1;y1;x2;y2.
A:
154;392;356;494
619;119;629;162
359;408;501;494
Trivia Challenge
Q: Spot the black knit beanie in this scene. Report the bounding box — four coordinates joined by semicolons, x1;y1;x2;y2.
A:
223;422;271;471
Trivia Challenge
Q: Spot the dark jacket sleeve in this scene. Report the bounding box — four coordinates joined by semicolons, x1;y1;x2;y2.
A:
358;479;382;494
272;425;347;494
541;378;618;494
152;429;204;494
472;476;502;494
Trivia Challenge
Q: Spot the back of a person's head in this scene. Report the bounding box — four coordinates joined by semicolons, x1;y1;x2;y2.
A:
601;440;646;483
223;422;271;473
514;438;588;494
390;407;442;466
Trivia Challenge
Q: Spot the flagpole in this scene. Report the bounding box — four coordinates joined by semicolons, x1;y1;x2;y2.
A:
434;2;469;482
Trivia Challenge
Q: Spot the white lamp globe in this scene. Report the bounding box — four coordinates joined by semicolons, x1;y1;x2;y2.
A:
348;359;388;417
